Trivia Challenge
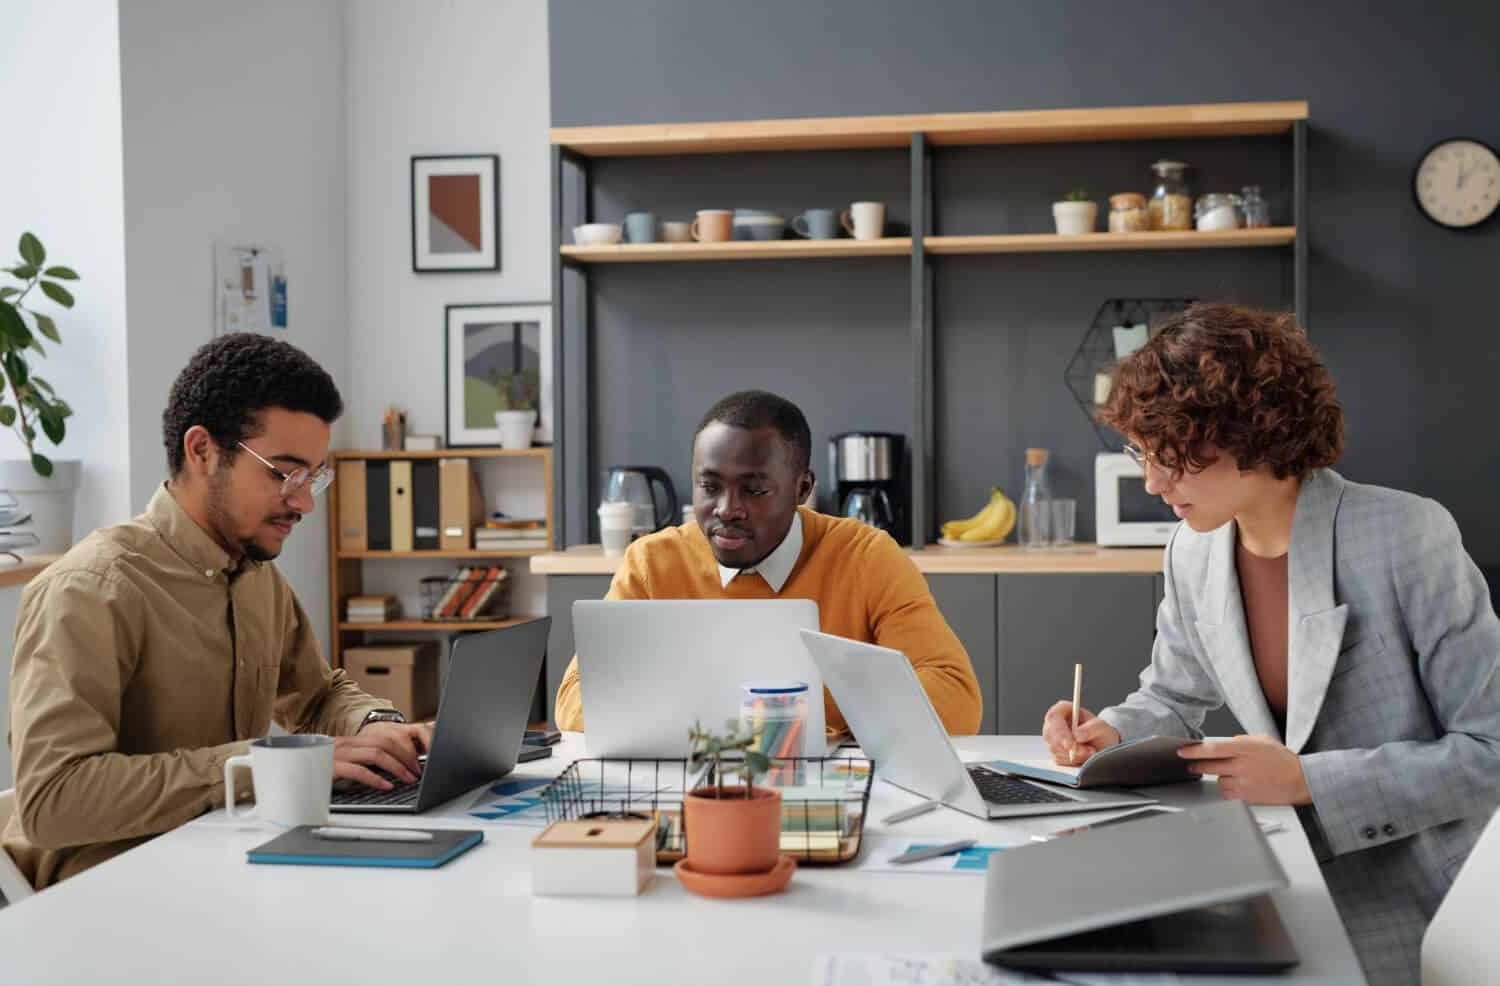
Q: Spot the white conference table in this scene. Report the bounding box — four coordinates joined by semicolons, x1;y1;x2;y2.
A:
0;735;1366;985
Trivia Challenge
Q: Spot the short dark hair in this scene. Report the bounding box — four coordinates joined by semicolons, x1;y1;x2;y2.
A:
1097;303;1343;480
695;390;812;472
162;333;343;476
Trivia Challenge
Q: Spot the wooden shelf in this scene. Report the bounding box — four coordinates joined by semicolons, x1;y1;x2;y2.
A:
334;447;552;461
561;238;911;263
339;616;542;633
552;101;1308;157
531;544;1163;576
0;553;60;589
340;549;551;560
925;227;1295;255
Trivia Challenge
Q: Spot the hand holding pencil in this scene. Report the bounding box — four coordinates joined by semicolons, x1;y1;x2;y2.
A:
1041;664;1121;766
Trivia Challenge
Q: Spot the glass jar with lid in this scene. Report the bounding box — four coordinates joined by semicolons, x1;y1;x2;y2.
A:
1240;185;1270;228
1194;193;1244;231
1148;160;1192;230
1108;193;1149;233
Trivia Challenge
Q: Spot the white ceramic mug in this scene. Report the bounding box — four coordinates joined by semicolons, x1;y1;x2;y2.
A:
224;734;335;827
841;201;886;240
598;501;635;557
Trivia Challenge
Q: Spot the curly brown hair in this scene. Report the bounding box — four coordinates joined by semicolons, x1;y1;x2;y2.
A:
1096;303;1343;480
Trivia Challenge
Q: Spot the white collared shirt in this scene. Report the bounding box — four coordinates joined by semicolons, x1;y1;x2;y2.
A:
716;511;803;593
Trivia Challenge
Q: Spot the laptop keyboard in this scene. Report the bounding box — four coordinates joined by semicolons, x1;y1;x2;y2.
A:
967;766;1072;805
331;779;420;807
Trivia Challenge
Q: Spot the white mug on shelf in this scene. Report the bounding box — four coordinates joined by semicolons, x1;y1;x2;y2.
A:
841;201;886;240
598;501;635;557
224;735;334;827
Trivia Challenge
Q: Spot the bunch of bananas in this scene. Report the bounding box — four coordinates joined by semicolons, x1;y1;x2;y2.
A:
941;487;1017;542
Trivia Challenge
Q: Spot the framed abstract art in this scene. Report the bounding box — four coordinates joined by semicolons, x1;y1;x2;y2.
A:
411;154;500;272
443;302;553;447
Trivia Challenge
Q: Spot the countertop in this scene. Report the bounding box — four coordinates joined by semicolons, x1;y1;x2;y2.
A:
530;543;1163;576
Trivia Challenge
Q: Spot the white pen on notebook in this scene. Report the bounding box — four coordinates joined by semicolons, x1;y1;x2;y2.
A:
311;826;433;843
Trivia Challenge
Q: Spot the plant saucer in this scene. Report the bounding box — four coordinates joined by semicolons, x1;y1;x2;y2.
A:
673;854;795;898
937;537;1008;549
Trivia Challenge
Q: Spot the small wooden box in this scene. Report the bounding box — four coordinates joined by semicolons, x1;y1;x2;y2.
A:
531;817;656;896
343;642;439;721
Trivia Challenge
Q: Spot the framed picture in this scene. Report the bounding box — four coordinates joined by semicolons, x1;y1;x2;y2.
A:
444;302;553;447
411;154;500;272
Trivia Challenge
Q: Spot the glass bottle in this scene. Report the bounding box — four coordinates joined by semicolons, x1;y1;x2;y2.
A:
1148;160;1192;230
1240;185;1270;228
1019;447;1052;549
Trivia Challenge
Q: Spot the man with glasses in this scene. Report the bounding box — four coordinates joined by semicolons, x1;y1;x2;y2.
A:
4;333;429;889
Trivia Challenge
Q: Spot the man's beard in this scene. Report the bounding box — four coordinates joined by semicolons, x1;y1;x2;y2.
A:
207;468;294;562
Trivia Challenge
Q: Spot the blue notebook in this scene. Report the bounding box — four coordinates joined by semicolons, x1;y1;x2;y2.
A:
247;826;483;869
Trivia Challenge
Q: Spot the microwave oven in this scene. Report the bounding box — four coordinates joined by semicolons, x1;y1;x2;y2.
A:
1095;452;1178;547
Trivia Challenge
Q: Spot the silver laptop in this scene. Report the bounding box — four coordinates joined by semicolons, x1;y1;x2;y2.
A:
574;599;830;757
330;618;549;813
982;800;1297;973
800;629;1154;819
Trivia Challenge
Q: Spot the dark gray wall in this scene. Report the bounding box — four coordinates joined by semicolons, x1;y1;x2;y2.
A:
551;0;1500;565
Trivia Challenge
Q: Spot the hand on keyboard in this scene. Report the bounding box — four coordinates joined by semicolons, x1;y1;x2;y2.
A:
333;723;431;790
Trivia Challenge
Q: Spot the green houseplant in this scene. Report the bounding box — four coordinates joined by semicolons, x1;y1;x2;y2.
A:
1052;187;1098;235
680;719;786;892
0;232;77;477
490;367;539;449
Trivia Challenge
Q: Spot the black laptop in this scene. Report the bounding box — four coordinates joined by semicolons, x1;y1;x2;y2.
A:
331;618;550;814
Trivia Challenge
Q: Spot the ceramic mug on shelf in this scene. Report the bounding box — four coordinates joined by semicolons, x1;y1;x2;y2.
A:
841;202;885;240
791;209;838;239
691;210;733;243
661;221;693;243
224;734;334;827
622;211;658;243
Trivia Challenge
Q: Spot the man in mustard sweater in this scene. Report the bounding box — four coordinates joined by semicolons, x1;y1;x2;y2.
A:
554;390;982;736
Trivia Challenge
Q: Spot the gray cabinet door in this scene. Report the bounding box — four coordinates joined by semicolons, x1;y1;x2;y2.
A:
542;574;614;723
926;575;998;734
995;574;1157;736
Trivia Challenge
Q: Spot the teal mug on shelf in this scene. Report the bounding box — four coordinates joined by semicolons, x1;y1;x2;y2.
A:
791;209;838;240
622;211;658;243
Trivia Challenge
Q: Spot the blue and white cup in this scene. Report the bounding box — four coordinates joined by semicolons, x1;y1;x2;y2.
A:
791;209;838;239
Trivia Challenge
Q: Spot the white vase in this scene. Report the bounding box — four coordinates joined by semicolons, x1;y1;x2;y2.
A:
1052;201;1099;235
0;458;80;555
494;409;536;450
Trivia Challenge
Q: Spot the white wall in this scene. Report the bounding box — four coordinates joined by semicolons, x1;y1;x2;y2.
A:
0;0;132;790
345;0;552;618
119;0;349;649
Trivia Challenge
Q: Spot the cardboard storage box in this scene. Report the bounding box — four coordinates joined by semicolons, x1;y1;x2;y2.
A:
343;642;439;721
531;817;657;896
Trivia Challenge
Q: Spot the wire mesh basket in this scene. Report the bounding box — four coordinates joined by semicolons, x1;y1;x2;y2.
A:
541;755;875;866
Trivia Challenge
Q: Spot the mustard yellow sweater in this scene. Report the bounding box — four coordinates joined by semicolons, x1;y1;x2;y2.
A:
554;507;982;736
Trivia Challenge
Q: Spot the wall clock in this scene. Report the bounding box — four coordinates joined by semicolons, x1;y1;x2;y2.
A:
1413;138;1500;229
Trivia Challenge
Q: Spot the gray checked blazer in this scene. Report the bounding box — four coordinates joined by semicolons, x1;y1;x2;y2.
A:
1099;469;1500;986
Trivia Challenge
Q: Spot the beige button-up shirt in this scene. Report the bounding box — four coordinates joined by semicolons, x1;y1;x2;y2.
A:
4;485;385;888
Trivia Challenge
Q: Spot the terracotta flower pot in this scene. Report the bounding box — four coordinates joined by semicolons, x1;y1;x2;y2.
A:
683;785;782;875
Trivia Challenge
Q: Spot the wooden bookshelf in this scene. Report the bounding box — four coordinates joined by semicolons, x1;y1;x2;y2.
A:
561;238;911;263
338;549;549;560
333;447;551;461
925;227;1296;255
551;101;1308;157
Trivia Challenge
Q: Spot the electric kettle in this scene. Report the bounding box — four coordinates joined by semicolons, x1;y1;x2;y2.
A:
603;466;679;538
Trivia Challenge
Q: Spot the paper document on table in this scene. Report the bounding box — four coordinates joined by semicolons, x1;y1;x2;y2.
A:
856;836;1018;874
812;953;1046;985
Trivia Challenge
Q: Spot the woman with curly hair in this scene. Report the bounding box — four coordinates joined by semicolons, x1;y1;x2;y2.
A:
1041;303;1500;986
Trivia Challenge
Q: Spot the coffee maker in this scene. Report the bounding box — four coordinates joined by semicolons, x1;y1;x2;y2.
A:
829;432;907;543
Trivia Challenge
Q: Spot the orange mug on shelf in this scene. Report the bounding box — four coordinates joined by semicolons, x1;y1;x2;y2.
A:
691;210;733;243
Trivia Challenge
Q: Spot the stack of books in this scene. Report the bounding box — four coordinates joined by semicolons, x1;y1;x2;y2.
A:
428;566;511;621
474;516;548;552
346;594;400;624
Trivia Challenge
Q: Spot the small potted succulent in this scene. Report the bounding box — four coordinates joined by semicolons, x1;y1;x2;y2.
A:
489;367;539;450
681;719;785;886
1052;187;1098;235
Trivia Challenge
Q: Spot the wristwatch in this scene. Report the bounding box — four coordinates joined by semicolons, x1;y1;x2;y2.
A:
360;708;407;730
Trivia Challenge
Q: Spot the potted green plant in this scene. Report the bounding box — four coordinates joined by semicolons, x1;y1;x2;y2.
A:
1052;187;1098;235
490;367;539;450
679;719;786;891
0;232;79;553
